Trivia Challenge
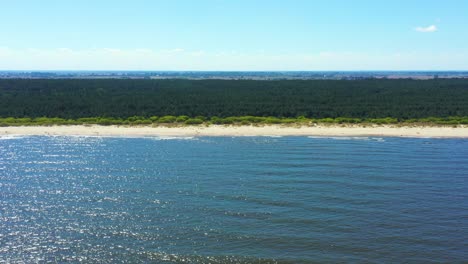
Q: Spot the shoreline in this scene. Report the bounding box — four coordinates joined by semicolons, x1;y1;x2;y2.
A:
1;124;468;138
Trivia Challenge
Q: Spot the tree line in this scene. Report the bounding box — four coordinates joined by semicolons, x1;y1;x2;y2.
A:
1;78;468;119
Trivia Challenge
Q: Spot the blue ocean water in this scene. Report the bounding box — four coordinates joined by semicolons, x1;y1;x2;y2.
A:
0;135;467;263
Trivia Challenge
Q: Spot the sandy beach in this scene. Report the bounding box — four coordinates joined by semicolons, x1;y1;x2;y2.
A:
1;124;468;138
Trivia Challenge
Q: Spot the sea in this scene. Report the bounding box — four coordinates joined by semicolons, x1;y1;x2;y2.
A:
1;135;467;263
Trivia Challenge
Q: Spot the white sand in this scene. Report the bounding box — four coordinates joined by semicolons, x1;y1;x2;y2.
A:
1;124;468;138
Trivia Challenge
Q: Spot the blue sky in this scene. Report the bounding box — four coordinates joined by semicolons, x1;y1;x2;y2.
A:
1;0;467;70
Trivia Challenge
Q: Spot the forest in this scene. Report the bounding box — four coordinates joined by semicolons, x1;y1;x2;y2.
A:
0;79;468;123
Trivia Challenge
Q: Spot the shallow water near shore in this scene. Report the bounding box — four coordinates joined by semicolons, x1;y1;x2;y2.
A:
1;136;467;263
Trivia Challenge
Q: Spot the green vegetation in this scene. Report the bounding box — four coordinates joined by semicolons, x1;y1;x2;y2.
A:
1;116;468;127
184;118;204;125
1;79;468;126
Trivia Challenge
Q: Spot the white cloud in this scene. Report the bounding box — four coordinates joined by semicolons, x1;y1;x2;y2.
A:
57;48;73;53
0;47;467;70
0;46;12;56
103;48;122;54
414;25;437;33
166;48;184;53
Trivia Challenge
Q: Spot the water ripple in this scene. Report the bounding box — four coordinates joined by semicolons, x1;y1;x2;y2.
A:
1;136;467;262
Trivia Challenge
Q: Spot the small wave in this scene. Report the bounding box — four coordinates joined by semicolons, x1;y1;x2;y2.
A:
308;136;385;142
0;135;26;140
63;135;103;138
148;136;197;141
46;135;199;140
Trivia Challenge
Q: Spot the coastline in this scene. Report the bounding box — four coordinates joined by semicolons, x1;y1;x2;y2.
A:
1;124;468;138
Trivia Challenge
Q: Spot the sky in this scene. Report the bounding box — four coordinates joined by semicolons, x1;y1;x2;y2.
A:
1;0;467;70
